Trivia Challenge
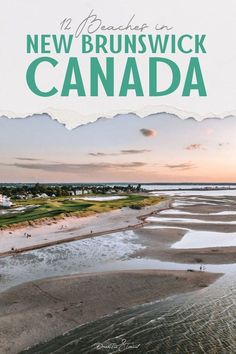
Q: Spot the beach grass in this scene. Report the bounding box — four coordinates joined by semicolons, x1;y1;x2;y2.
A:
0;194;164;228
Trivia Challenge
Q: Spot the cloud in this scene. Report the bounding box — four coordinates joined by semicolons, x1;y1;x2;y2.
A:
218;142;230;147
185;144;203;151
139;128;157;137
88;153;106;157
15;157;41;161
121;149;151;154
88;149;151;156
10;161;147;174
164;162;195;171
206;128;214;136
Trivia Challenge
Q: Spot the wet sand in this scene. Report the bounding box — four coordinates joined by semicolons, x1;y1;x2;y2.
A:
0;270;221;354
133;195;236;264
133;228;236;264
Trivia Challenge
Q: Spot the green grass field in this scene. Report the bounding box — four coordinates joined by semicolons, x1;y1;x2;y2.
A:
0;194;164;228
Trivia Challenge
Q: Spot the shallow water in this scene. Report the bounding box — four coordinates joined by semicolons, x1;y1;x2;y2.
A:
0;231;143;292
151;189;236;197
147;216;236;225
89;258;236;274
79;196;126;201
160;209;236;216
172;230;236;249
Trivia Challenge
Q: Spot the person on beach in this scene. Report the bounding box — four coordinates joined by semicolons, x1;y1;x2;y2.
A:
200;265;206;272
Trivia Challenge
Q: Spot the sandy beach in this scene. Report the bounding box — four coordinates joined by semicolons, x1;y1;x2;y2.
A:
0;199;171;257
0;270;221;354
1;196;235;265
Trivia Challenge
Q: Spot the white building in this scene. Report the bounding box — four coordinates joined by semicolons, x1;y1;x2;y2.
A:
36;193;49;199
75;190;83;195
0;194;12;208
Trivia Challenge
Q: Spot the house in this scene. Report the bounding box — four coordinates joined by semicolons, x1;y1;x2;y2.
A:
0;194;12;208
15;194;26;200
75;190;83;195
36;193;49;198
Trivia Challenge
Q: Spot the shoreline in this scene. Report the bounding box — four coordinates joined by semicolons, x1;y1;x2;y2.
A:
0;199;171;257
0;269;222;354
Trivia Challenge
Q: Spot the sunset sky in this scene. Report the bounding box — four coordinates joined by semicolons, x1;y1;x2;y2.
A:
0;113;235;183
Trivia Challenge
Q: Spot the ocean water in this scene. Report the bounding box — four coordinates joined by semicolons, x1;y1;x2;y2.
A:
142;183;236;191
